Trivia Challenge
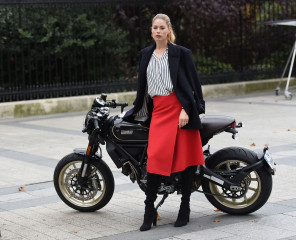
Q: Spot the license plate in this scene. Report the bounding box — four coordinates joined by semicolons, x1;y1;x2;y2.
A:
264;150;275;170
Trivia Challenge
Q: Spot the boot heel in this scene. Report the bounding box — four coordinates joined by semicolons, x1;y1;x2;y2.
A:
174;210;190;227
140;210;157;231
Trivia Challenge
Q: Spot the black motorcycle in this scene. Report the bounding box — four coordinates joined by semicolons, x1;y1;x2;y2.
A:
54;93;276;215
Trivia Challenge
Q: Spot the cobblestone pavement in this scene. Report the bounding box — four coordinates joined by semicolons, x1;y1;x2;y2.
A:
0;91;296;240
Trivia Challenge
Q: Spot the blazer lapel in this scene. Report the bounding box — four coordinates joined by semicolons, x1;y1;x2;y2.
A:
139;44;155;82
168;42;180;87
138;42;180;88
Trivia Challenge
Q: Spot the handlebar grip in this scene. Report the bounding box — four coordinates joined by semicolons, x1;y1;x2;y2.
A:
105;102;128;108
116;102;128;107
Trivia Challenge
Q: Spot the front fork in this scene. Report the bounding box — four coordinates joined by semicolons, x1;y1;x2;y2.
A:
80;145;91;177
79;134;99;179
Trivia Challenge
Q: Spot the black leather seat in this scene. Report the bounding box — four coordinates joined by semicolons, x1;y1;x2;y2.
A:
200;115;235;141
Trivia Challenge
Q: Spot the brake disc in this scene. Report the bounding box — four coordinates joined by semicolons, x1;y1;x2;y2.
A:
64;168;98;201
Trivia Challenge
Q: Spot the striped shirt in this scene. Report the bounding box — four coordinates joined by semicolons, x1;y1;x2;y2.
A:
147;49;174;97
134;49;173;121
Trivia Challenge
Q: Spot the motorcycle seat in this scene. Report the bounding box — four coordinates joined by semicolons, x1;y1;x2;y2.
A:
200;115;235;140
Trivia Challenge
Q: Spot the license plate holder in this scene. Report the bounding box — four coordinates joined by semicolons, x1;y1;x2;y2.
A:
264;150;275;170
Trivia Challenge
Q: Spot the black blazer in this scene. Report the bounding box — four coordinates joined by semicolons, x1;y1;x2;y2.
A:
123;42;205;129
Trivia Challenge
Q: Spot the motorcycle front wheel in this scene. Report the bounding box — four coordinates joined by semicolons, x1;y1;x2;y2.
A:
202;147;272;215
53;153;114;212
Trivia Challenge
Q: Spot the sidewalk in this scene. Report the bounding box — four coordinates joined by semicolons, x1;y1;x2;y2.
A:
1;78;295;119
0;91;296;240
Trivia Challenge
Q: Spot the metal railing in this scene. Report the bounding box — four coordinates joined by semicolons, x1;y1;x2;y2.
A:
0;0;296;102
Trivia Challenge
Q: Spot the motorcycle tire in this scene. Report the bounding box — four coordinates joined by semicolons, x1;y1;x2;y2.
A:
201;147;272;215
54;153;114;212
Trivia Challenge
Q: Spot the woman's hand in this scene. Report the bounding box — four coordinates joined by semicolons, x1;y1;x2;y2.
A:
179;109;189;128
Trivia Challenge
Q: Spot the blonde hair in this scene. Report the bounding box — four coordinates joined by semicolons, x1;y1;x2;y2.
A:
152;13;176;43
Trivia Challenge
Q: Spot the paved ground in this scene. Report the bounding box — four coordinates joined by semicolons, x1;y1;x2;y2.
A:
0;91;296;240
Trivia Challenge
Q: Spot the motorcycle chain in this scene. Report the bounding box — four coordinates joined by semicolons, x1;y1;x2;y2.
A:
195;187;247;200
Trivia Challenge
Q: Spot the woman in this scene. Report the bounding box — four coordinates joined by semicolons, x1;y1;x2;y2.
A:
123;13;205;231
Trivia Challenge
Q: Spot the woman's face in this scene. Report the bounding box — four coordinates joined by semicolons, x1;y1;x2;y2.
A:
151;18;170;42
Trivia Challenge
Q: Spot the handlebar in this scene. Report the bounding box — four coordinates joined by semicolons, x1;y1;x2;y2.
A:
105;101;128;107
105;101;128;112
92;96;128;113
116;102;129;107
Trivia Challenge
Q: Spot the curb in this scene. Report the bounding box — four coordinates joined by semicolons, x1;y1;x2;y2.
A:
0;78;294;119
202;78;295;98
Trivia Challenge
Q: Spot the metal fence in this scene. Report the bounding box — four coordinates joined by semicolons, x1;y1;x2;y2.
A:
1;0;296;102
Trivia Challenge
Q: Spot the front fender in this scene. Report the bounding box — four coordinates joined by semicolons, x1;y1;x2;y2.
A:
73;148;102;160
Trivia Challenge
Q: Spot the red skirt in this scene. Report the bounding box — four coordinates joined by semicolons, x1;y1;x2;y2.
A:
146;92;205;176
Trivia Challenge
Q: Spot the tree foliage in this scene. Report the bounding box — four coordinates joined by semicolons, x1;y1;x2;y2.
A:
0;0;296;92
0;6;130;87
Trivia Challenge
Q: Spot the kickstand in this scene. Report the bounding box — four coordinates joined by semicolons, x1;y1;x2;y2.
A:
155;193;168;211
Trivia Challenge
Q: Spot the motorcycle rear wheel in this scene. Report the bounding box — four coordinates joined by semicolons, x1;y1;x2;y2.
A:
54;153;114;212
202;147;272;215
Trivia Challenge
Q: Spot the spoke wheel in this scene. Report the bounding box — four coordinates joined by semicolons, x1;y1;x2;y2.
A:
59;161;106;208
54;153;114;212
209;160;261;209
202;147;272;215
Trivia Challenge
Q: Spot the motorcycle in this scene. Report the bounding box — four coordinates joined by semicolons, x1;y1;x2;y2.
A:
54;93;276;215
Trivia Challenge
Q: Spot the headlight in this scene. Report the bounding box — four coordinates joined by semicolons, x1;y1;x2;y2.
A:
100;107;110;116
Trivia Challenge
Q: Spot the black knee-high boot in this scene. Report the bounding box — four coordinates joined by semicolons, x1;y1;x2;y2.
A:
140;173;161;231
174;166;196;227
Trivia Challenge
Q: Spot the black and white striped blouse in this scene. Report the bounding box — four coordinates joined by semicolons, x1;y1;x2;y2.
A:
147;49;173;97
134;49;173;121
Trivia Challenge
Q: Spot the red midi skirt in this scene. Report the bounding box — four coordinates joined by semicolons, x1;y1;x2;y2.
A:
146;92;205;176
